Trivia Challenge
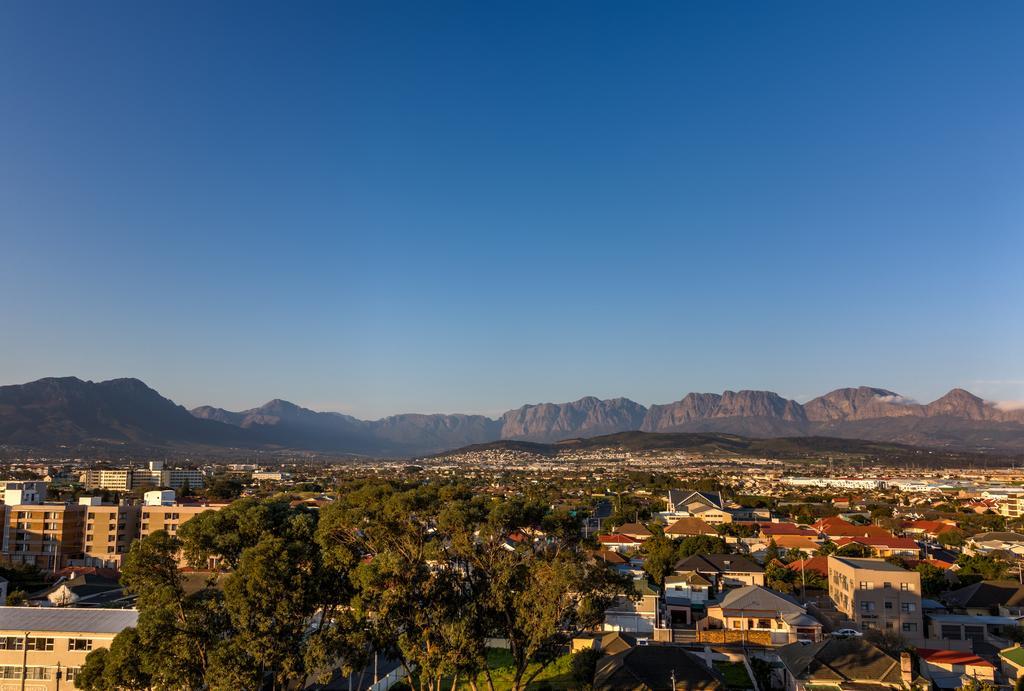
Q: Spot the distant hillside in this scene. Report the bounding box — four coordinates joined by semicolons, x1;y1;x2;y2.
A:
1;376;1024;456
436;431;1004;465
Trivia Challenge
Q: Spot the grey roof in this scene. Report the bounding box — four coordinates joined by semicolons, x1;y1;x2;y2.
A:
0;606;138;634
667;489;724;511
777;638;909;685
943;580;1024;610
674;553;763;574
972;532;1024;542
595;645;723;690
716;585;805;615
829;556;909;572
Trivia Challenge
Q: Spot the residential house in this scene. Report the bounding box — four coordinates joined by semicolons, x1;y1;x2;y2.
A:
966;531;1024;557
664;517;717;539
0;606;139;689
594;644;723;690
759;523;818;540
616;523;654;542
604;577;661;634
663;490;734;525
599;534;644;554
663;571;712;626
775;639;920;690
915;648;995;689
699;585;822;646
943;580;1024;617
832;535;920;558
673;554;765;589
901;519;957;540
30;572;127;608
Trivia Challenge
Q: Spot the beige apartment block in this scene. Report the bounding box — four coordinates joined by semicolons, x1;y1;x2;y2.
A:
81;502;141;569
0;606;137;690
827;556;923;641
0;504;85;571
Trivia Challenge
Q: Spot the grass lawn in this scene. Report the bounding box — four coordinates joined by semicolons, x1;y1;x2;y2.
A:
713;661;753;690
433;647;576;690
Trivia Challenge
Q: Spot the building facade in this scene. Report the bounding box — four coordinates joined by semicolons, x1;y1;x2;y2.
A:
827;556;923;640
0;606;138;690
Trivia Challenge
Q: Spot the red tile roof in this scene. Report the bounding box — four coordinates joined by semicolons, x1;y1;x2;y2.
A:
598;534;641;545
786;557;830;577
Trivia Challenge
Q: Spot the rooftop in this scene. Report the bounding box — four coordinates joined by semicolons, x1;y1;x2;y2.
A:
829;556;911;572
0;606;138;634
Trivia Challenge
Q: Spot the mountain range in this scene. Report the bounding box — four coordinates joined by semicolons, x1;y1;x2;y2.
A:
2;377;1024;456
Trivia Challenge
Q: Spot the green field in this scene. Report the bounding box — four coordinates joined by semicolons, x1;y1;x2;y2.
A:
713;661;753;690
423;648;576;690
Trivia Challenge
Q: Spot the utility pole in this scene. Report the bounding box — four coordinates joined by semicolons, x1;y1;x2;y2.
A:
20;632;28;691
670;669;677;690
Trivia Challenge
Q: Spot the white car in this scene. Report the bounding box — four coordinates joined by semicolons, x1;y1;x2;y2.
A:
831;628;863;638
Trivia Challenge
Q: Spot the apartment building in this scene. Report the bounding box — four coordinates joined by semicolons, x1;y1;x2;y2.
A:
0;503;85;571
0;481;47;505
80;498;141;569
80;469;133;492
2;492;224;571
0;606;138;690
827;556;923;641
81;462;205;492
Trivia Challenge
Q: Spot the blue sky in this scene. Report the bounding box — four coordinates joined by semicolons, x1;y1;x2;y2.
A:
1;2;1022;418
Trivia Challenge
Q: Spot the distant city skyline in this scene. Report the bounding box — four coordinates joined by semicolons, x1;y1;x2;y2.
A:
2;3;1022;418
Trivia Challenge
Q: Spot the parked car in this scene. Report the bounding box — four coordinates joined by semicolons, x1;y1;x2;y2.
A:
831;628;862;638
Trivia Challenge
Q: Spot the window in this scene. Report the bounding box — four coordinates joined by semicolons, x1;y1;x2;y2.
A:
901;583;912;591
142;512;150;519
859;581;869;590
0;637;24;650
141;523;149;530
901;602;917;613
65;667;80;682
26;637;54;651
107;547;115;553
0;666;21;679
883;581;892;589
902;622;918;633
884;601;893;610
107;535;115;542
86;535;93;542
69;638;93;651
88;512;96;519
25;667;50;680
860;601;875;612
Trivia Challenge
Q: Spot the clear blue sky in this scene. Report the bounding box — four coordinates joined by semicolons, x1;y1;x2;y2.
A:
1;2;1022;418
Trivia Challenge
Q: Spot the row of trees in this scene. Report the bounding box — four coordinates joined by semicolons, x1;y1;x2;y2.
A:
78;480;631;691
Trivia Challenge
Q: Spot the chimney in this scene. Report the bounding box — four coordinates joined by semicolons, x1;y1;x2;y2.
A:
900;652;913;684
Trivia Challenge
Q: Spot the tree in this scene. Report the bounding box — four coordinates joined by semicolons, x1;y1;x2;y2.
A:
205;476;244;501
765;562;797;594
815;541;838;556
835;542;872;558
864;629;909;656
677;534;728;557
956;554;1010;581
916;562;947;597
937;529;965;547
639;534;678;585
763;539;782;565
571;648;603;688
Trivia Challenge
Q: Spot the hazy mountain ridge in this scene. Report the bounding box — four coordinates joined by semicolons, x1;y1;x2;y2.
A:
1;377;1024;455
